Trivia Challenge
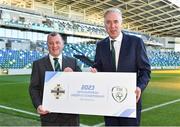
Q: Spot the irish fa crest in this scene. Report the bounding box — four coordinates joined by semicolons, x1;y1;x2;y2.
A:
112;86;127;103
51;84;65;99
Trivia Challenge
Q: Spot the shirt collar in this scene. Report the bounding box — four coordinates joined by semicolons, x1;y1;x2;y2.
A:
109;32;123;43
49;53;62;61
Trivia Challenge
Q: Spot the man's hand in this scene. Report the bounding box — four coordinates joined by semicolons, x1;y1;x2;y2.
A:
63;67;73;72
89;67;97;73
37;105;49;115
135;87;141;103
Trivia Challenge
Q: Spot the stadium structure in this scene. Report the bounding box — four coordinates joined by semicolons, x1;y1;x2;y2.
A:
0;0;180;74
0;0;180;126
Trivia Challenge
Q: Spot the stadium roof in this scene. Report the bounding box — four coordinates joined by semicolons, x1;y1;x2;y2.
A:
1;0;180;37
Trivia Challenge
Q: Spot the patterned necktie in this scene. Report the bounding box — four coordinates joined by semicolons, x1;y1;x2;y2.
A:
53;58;61;71
111;40;116;69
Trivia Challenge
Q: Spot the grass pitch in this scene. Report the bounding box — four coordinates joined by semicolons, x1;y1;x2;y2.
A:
0;70;180;126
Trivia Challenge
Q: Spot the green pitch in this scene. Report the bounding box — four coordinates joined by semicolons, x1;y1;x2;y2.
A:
0;71;180;126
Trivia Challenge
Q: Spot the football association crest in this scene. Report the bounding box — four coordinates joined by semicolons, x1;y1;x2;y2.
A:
112;86;127;103
51;84;65;99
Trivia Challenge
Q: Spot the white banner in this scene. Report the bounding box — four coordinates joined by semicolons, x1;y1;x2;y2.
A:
42;72;136;118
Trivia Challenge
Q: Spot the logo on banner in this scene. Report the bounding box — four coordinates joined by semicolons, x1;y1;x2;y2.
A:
51;84;65;99
112;86;127;103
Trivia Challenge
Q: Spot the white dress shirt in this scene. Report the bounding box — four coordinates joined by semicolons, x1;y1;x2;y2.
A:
49;54;62;71
109;32;123;70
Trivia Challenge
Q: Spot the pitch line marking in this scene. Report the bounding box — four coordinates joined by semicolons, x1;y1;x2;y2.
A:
0;82;28;85
93;98;180;127
0;98;180;126
142;98;180;112
0;105;39;116
0;105;86;126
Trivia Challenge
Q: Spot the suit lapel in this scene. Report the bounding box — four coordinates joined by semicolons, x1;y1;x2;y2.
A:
102;38;116;71
62;56;67;71
62;56;65;70
117;33;129;71
44;55;53;71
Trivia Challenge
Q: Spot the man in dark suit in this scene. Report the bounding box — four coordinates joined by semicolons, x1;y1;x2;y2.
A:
90;8;151;126
29;32;80;126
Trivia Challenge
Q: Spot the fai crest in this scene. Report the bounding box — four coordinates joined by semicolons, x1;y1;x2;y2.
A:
112;86;127;103
51;84;65;99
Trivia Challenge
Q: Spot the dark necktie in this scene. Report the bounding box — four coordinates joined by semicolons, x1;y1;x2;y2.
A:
53;58;61;71
111;40;116;69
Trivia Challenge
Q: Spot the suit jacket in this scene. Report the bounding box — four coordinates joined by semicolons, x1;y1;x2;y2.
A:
29;54;80;125
93;33;151;125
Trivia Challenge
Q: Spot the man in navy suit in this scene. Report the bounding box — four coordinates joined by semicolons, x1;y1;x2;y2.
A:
29;32;80;126
91;8;151;126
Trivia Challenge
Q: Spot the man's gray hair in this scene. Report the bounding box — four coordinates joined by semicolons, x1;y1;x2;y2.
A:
104;8;123;21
